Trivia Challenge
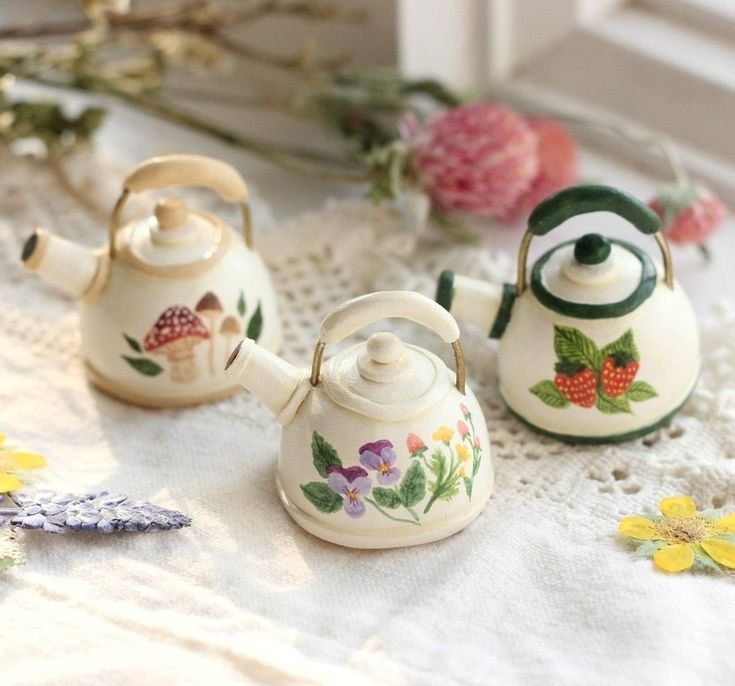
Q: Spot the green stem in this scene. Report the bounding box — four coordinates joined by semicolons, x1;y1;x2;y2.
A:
393;486;419;522
365;498;420;526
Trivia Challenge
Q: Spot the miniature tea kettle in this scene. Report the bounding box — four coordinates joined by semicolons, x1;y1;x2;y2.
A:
225;291;493;549
22;154;281;407
436;185;699;444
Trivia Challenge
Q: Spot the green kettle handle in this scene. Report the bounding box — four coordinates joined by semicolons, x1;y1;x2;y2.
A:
517;184;672;293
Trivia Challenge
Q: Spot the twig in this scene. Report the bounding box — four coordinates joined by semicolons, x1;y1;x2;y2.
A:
47;146;108;219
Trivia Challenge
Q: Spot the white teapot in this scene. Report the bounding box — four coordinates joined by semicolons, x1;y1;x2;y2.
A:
437;185;699;444
22;154;281;407
225;291;493;549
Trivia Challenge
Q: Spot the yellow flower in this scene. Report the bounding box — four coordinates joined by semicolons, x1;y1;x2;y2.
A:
0;434;46;493
432;426;454;443
456;444;470;462
458;466;465;478
619;495;735;573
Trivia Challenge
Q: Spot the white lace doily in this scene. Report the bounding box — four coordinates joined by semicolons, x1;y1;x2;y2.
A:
1;150;735;685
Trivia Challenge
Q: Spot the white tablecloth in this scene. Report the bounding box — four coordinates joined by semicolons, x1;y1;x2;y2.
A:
2;151;735;686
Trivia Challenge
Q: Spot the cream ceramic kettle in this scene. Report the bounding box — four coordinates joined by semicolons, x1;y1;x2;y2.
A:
22;154;281;407
225;291;493;549
437;185;699;444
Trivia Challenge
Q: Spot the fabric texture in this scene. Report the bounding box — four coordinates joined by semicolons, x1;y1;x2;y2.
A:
1;151;735;685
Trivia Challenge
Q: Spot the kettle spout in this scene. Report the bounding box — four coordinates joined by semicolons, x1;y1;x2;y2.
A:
21;228;109;300
436;270;515;339
225;338;310;426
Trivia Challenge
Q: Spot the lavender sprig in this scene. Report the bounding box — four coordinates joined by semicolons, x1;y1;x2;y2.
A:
5;491;191;534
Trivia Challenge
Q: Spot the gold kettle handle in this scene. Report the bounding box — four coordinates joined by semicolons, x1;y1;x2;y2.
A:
516;184;673;295
310;290;466;394
108;154;252;257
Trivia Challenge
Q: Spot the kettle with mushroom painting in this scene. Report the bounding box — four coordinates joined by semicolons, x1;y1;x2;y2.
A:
22;154;281;407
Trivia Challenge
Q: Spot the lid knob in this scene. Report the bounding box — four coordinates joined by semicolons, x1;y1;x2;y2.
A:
154;197;188;230
366;332;405;364
574;233;611;265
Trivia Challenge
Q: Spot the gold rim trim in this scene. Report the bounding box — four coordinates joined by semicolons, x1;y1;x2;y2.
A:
309;338;466;394
516;228;674;295
85;361;243;408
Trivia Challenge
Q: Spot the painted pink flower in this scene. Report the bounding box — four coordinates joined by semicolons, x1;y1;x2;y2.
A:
503;118;578;221
457;420;470;438
410;103;538;220
359;440;401;485
460;403;470;418
326;465;371;518
474;435;481;449
649;184;726;246
406;433;426;455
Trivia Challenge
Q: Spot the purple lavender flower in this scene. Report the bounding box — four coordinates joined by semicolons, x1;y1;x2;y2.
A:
326;465;371;518
7;491;191;534
359;439;401;485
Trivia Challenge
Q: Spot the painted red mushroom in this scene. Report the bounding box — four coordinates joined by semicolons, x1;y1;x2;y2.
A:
144;305;210;383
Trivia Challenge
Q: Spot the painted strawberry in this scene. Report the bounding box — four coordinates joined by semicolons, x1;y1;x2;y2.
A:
554;361;596;408
601;353;639;397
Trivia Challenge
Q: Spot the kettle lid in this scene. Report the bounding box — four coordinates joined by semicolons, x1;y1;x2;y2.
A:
320;331;454;421
116;197;232;275
531;233;658;319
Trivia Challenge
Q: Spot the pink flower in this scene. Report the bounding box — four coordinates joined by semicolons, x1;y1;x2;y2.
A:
457;420;470;438
460;403;470;418
648;184;726;246
474;436;481;449
503;118;578;221
406;433;426;455
410;103;538;220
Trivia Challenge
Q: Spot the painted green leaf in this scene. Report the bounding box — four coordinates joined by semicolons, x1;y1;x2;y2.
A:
247;303;263;341
122;356;164;377
553;325;601;369
311;432;341;478
300;482;343;513
601;329;639;362
399;461;426;507
237;290;246;318
626;380;657;402
464;476;472;498
429;449;446;483
529;380;570;408
372;487;402;509
123;334;142;353
596;391;632;414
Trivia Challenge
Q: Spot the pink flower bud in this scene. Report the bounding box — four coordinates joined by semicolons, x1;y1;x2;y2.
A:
406;433;426;454
457;420;470;438
648;184;726;246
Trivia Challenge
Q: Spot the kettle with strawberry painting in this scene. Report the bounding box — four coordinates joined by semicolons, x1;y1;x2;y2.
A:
436;184;699;444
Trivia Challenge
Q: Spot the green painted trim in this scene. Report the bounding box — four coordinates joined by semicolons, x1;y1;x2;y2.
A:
436;270;454;312
530;238;657;319
489;283;517;339
502;388;695;445
529;184;661;236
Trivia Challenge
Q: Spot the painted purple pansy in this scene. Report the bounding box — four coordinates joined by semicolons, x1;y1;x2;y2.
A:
359;439;401;485
326;465;371;518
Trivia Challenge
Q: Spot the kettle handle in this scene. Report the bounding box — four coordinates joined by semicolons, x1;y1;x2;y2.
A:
516;184;673;294
108;154;252;258
311;291;466;394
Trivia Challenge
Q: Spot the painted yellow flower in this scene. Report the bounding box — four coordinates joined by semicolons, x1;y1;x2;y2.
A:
458;466;465;478
619;495;735;573
432;426;454;443
0;433;46;493
456;444;470;462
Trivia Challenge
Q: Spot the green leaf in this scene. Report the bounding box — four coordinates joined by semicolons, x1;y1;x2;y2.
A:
529;380;570;408
311;432;341;478
633;540;665;559
464;476;472;498
300;482;343;513
553;325;601;369
123;334;142;353
601;329;639;362
693;549;723;573
247;303;263;341
596;391;632;414
372;487;402;509
237;290;246;318
399;461;426;507
626;381;658;402
121;356;164;377
429;449;446;483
